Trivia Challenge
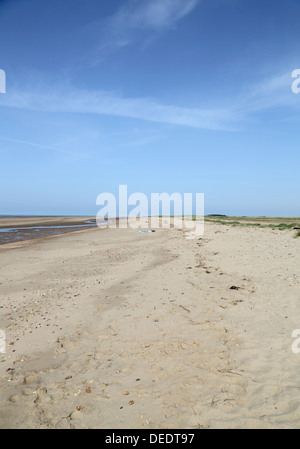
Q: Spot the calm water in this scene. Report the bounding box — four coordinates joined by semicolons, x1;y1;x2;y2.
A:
0;218;110;244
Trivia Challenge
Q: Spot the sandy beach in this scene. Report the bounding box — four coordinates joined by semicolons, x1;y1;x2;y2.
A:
0;218;299;429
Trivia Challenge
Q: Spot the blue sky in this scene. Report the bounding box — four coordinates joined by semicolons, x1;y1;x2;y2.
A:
0;0;299;216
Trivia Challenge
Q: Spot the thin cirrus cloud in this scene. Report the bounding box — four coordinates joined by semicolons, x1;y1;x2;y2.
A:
93;0;200;59
239;72;298;112
0;85;240;131
113;0;200;30
0;136;85;156
0;71;298;132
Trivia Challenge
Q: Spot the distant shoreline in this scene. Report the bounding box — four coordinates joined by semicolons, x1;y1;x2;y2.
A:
0;217;113;245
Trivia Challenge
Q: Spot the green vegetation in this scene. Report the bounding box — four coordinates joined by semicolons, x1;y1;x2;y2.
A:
193;216;300;231
157;215;300;232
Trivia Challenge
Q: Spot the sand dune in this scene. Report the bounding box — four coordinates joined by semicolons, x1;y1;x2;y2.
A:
0;219;299;428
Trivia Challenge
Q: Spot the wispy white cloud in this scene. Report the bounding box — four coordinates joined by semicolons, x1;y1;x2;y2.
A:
0;136;73;155
0;70;298;132
0;86;240;131
238;72;296;112
93;0;200;59
0;136;91;157
119;0;199;30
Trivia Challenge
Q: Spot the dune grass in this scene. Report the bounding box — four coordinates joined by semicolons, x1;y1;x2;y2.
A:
201;216;300;231
157;215;299;232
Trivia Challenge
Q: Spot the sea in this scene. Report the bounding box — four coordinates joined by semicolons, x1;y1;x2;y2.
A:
0;216;111;245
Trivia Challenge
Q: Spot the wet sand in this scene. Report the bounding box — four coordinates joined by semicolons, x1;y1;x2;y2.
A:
0;218;300;428
0;217;102;245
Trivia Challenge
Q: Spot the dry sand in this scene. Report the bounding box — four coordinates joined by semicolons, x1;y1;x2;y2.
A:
0;218;299;429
